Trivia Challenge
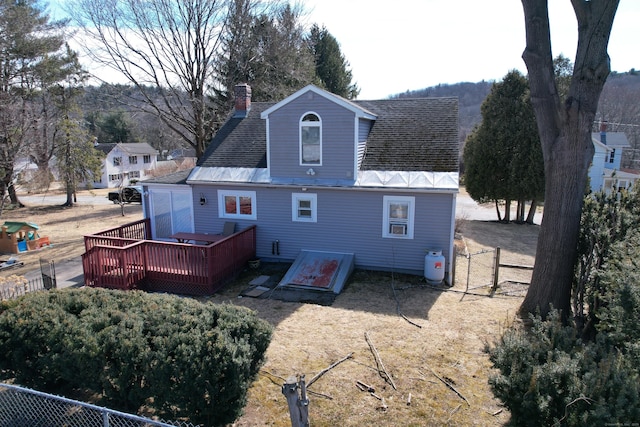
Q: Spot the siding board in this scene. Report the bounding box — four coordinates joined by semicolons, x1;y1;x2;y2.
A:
269;94;356;180
193;184;454;276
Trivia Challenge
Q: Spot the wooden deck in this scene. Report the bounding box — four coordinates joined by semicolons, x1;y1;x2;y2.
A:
81;219;256;296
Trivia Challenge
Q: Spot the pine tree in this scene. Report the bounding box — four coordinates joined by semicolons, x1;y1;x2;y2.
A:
307;24;359;99
0;0;68;206
462;70;544;223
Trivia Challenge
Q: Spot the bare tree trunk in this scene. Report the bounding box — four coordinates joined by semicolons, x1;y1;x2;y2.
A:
494;200;503;222
519;0;618;319
2;171;23;207
504;198;511;223
526;199;538;224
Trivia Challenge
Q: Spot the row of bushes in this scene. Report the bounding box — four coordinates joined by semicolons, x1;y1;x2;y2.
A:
486;188;640;426
0;288;273;426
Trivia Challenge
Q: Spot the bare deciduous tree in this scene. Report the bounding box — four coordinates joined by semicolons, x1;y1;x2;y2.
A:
519;0;619;319
68;0;230;158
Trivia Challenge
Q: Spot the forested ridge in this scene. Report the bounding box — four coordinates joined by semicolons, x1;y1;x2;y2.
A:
396;71;640;164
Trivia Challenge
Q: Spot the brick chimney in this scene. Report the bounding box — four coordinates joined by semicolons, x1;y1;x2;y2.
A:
600;121;608;145
233;83;251;118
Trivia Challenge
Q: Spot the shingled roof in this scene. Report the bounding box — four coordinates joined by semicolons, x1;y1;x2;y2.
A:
356;98;458;172
198;102;272;169
198;96;458;173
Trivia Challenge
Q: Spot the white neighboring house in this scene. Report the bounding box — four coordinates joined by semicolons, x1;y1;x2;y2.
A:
589;124;639;193
93;143;159;188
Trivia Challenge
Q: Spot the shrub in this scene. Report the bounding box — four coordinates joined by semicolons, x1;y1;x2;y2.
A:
0;288;273;426
486;187;640;426
486;311;640;426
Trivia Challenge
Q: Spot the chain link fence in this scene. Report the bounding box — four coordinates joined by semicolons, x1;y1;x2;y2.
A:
455;248;496;292
455;246;531;296
0;383;197;427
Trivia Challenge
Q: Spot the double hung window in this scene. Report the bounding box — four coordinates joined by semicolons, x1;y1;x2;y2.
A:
292;193;317;222
382;196;415;239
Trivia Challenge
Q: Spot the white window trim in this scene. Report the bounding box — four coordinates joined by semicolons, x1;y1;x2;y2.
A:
299;111;322;166
382;195;415;239
217;190;257;220
292;193;317;222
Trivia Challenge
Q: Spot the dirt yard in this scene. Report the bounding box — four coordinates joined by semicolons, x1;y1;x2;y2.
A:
0;188;539;426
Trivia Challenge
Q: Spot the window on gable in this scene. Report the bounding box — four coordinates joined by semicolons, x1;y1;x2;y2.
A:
217;190;257;220
300;113;321;165
113;157;122;166
129;155;138;164
292;193;317;222
382;196;415;239
609;149;615;163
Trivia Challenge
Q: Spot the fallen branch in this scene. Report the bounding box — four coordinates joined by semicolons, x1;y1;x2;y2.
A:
425;366;469;406
307;389;333;400
356;380;375;393
447;404;462;423
307;352;353;388
364;332;397;390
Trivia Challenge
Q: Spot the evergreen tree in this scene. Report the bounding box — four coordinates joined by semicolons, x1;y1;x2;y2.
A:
463;70;544;223
0;0;68;206
48;50;103;206
97;110;136;144
307;24;359;99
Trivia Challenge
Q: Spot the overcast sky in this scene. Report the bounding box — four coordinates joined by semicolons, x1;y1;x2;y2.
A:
51;1;640;100
304;0;640;99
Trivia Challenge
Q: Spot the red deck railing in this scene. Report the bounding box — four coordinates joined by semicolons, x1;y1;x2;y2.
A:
82;220;256;296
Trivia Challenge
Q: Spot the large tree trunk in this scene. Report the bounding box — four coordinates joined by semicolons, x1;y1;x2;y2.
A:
526;199;538;224
504;198;511;223
519;0;618;319
2;171;23;207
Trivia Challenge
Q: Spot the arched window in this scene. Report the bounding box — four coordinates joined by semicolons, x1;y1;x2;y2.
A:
300;113;321;165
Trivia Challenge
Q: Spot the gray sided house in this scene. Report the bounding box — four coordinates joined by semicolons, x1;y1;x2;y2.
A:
143;84;459;281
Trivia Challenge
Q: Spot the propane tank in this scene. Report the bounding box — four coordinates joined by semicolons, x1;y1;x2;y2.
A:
424;249;445;285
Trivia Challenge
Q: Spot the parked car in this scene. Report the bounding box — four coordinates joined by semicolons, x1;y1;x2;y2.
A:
107;186;143;204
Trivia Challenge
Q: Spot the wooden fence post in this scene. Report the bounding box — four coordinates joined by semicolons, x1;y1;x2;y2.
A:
492;246;501;292
282;375;309;427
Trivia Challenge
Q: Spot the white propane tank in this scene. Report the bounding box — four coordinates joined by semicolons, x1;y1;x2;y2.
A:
424;249;445;285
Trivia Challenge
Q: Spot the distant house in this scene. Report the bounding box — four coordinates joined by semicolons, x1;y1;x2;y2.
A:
142;84;459;281
589;123;639;193
93;143;159;188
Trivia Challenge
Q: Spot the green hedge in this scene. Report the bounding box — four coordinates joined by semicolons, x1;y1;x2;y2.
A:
0;288;273;426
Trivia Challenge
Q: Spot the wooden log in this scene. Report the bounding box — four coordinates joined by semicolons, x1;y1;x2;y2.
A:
281;376;310;427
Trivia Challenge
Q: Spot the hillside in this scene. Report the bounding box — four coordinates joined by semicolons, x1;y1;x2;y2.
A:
394;71;640;169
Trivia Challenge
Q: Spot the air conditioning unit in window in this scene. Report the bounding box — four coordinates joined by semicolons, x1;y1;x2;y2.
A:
390;223;407;235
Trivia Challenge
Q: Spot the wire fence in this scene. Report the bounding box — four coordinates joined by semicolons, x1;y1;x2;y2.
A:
455;248;497;292
0;383;198;427
455;247;531;296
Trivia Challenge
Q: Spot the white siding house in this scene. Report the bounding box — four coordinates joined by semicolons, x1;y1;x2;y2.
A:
590;124;639;193
93;143;159;188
